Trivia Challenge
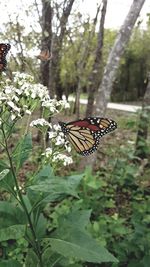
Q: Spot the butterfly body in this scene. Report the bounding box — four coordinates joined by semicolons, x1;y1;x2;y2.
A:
59;117;117;156
0;43;11;72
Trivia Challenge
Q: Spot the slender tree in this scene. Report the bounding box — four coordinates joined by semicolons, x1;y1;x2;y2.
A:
135;72;150;159
94;0;145;116
49;0;75;99
86;0;107;117
40;0;52;89
75;5;101;118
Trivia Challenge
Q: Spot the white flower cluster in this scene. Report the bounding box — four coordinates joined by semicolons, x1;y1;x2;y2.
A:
33;121;73;166
0;73;49;120
42;95;70;115
0;72;70;120
30;118;51;128
52;153;73;166
44;148;73;166
48;124;71;152
13;72;34;85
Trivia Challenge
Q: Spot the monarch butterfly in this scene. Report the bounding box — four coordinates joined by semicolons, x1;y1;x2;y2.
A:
0;43;11;72
37;49;52;61
59;117;117;156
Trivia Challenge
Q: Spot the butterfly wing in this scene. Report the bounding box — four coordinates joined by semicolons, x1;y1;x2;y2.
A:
59;117;117;156
37;49;51;61
66;124;99;156
0;43;11;72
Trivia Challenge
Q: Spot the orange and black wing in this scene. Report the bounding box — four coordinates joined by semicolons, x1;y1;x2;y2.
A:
0;43;11;72
59;117;117;156
66;124;99;156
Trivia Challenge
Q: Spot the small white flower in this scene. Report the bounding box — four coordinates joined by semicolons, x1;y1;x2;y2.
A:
12;95;19;102
4;87;12;94
55;134;65;145
30;118;50;127
51;152;73;166
48;131;57;139
58;96;70;109
53;124;61;131
63;155;73;166
25;110;32;115
43;147;53;157
50;106;57;113
7;101;21;113
11;114;17;120
65;142;72;153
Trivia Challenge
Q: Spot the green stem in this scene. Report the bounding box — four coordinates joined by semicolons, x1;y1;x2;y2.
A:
2;126;43;267
25;114;31;135
43;131;47;151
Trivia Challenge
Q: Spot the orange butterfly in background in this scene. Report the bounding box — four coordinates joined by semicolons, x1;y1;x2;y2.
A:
0;43;11;72
37;49;52;61
59;117;117;156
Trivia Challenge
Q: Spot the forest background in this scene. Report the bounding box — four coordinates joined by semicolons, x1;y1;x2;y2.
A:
0;0;150;266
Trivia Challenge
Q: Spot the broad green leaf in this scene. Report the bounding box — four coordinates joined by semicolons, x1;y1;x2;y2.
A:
0;167;15;191
42;247;83;267
46;210;118;263
57;210;92;231
45;235;118;263
0;260;22;267
42;248;64;267
0;201;27;227
0;160;9;171
35;213;47;239
33;164;55;183
27;174;82;208
0;169;9;181
29;179;78;196
0;225;25;241
25;249;39;267
12;133;32;171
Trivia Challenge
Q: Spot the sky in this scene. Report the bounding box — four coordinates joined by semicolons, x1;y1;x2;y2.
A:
79;0;150;29
0;0;150;33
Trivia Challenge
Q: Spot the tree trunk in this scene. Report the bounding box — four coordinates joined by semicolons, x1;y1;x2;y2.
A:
135;73;150;159
75;5;101;118
94;0;145;116
86;0;107;117
49;0;75;99
40;0;52;88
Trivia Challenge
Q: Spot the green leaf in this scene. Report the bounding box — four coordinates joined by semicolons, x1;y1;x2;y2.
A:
57;210;92;231
0;169;9;181
12;133;32;171
0;225;25;241
0;170;15;193
45;210;118;264
141;255;150;267
33;164;55;182
25;249;39;267
45;235;118;263
0;160;9;171
0;201;27;227
27;174;82;208
0;260;22;267
42;249;64;267
35;213;47;239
